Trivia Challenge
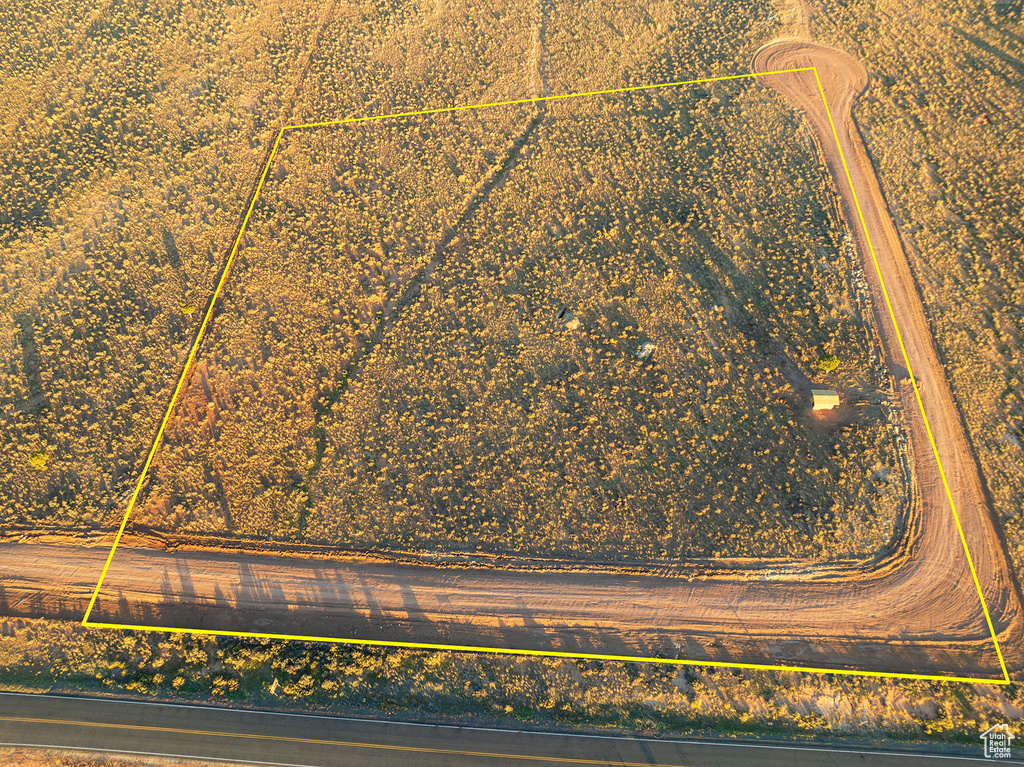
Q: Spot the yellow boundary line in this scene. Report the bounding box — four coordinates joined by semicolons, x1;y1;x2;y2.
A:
79;68;1008;684
810;69;1010;682
75;621;1001;684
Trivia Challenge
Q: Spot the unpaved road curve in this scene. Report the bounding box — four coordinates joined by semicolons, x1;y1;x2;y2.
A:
751;39;1023;670
1;41;1020;680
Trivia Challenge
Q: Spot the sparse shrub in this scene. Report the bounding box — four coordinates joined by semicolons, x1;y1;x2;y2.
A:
816;354;839;372
0;617;1018;742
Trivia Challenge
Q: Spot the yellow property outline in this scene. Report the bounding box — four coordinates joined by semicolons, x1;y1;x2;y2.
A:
80;67;1010;684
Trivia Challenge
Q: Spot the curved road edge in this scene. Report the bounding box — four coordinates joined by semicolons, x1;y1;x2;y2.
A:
752;39;1024;675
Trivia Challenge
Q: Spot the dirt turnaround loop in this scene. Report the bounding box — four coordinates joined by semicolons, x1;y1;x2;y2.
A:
2;40;1021;680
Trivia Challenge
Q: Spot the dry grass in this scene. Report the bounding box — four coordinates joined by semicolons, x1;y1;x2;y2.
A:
0;0;329;528
1;0;912;564
303;85;903;560
1;617;1021;741
0;748;245;767
137;75;905;561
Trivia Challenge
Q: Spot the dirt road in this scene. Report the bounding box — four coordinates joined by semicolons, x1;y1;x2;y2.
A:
2;41;1020;680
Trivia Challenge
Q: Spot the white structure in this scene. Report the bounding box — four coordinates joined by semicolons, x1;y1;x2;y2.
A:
810;389;840;410
636;342;657;361
556;307;580;331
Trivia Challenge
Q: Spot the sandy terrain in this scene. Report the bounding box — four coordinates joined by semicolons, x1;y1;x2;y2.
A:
1;40;1020;679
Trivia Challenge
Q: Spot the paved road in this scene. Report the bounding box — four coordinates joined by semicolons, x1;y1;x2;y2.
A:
0;692;1014;766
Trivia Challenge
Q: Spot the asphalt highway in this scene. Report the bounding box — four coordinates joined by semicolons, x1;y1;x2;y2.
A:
0;692;1014;766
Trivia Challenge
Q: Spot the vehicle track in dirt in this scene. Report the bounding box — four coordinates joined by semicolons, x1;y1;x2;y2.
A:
749;39;1023;674
3;41;1021;681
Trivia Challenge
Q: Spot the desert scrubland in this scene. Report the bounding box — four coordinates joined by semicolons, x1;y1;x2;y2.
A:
0;0;1015;573
0;0;1016;571
0;0;333;528
124;0;906;562
1;0;1023;746
303;85;901;561
133;105;535;542
1;616;1021;742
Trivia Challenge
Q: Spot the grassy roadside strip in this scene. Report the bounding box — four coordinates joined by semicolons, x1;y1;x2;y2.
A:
0;616;1019;748
0;747;241;767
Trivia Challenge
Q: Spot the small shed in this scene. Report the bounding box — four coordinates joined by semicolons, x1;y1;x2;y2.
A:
556;306;580;331
810;389;840;410
636;341;657;362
